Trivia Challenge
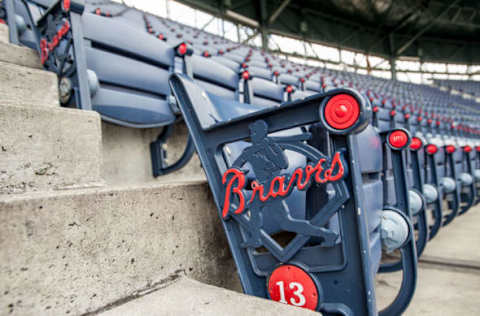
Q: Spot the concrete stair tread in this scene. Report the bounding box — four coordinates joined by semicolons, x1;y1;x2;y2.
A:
0;104;103;196
0;179;208;202
0;180;238;316
0;24;42;69
97;277;317;316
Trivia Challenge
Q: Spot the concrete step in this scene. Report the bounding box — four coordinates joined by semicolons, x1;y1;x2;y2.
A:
0;181;239;315
0;24;42;69
101;122;205;186
0;104;103;196
97;277;317;316
0;61;59;108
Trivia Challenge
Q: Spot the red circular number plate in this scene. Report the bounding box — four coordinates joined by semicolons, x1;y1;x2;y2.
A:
267;265;319;311
388;130;408;149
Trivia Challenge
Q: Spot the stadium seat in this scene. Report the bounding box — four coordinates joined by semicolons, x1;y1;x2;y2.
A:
169;73;417;315
9;0;196;176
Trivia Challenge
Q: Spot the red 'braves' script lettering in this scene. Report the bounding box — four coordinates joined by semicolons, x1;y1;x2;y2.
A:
41;20;71;64
221;152;344;218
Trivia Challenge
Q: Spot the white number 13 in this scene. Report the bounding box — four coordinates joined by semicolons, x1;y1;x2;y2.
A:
275;281;306;306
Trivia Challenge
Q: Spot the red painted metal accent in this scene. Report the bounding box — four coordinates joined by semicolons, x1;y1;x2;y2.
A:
241;71;250;80
464;145;472;153
40;21;70;64
40;38;48;64
62;0;70;11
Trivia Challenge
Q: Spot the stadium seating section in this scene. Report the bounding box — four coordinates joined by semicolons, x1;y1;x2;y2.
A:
434;79;480;97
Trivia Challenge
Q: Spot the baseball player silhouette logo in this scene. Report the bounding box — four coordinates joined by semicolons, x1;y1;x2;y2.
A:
222;120;345;251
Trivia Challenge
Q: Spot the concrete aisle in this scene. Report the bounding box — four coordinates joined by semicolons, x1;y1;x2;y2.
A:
421;206;480;267
376;205;480;315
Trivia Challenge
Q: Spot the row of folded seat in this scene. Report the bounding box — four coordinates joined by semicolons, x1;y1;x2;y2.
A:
434;79;480;96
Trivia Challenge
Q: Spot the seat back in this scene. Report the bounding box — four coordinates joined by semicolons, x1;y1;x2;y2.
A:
33;1;179;128
169;73;397;315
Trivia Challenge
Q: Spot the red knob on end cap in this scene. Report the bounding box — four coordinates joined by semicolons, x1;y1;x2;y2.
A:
389;130;408;149
445;145;456;154
410;137;422;150
426;144;438;155
177;43;187;56
464;145;472;153
241;71;250;80
324;94;360;130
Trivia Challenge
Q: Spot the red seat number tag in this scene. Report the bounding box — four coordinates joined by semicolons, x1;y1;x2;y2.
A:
267;265;319;311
